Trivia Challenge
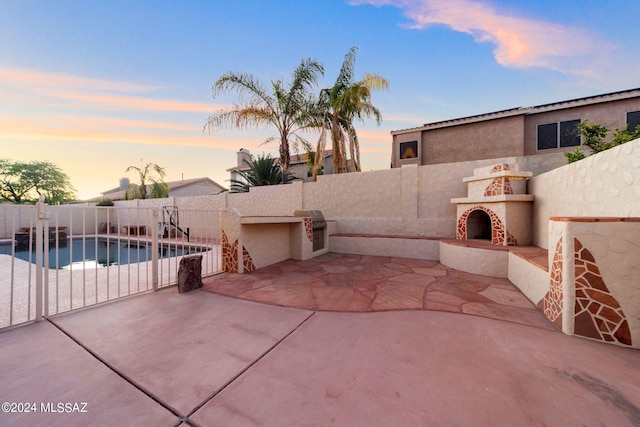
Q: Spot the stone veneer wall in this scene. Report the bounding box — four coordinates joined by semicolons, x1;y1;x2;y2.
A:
529;138;640;249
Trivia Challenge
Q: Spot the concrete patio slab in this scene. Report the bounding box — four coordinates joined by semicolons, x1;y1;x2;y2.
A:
50;289;313;417
0;321;176;427
192;310;640;427
2;287;640;426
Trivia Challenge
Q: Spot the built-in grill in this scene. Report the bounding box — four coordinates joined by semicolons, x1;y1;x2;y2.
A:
294;210;326;252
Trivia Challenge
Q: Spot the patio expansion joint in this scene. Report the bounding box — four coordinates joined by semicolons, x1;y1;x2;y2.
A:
45;317;183;421
185;310;317;420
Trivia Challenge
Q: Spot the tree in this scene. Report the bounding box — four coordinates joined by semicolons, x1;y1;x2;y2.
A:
205;58;324;184
125;161;168;199
565;120;640;163
298;139;319;178
577;120;610;153
315;47;388;178
0;159;31;204
612;124;640;146
0;159;76;204
228;153;283;193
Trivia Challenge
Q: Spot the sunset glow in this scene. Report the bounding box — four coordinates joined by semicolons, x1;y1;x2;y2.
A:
1;1;637;200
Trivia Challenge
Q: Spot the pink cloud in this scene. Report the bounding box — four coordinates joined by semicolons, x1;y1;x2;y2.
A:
0;64;223;113
0;117;250;151
53;91;216;113
351;0;604;74
0;65;158;93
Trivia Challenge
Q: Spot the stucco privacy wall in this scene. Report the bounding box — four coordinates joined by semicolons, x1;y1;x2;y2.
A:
300;152;566;237
529;138;640;249
0;150;568;240
413;152;564;237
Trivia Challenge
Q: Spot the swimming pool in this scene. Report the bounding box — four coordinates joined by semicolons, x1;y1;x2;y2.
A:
0;237;205;270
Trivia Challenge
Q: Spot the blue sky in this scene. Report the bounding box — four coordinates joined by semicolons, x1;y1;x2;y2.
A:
1;0;639;199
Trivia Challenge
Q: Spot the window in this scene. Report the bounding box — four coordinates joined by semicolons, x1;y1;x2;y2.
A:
627;111;640;132
537;123;557;150
399;141;418;159
537;120;581;150
559;120;581;147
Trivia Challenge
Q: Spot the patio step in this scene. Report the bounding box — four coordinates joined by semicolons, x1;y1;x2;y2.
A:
439;239;549;306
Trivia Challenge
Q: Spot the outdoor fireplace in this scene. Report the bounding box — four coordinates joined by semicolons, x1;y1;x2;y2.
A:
451;163;534;246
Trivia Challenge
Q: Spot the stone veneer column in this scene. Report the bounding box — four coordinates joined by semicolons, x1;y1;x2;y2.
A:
220;208;243;273
542;217;639;348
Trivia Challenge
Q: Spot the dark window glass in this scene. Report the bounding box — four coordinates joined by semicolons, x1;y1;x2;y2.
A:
627;111;640;132
559;120;581;147
537;123;558;150
399;141;418;159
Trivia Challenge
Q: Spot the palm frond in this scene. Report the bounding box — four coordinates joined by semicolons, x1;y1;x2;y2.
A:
228;154;283;192
206;59;323;182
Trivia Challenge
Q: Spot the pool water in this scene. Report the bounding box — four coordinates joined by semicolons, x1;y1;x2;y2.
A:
0;237;203;270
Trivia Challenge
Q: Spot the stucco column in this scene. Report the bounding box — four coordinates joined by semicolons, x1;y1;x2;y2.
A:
401;164;419;228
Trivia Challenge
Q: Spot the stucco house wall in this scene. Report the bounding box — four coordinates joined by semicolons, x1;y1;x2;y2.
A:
421;115;525;165
393;130;422;168
391;88;640;168
170;180;224;197
523;97;640;156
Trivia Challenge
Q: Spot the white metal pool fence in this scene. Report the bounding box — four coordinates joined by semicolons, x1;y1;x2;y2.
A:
0;200;222;330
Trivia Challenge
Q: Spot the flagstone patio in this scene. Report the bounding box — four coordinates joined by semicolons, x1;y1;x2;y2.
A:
202;252;555;330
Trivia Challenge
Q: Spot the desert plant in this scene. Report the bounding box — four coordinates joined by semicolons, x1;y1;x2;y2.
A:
565;147;587;163
565;121;640;163
577;120;610;153
612;124;640;146
228;153;284;193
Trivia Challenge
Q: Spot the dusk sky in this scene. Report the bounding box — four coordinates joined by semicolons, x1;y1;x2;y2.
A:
1;0;639;200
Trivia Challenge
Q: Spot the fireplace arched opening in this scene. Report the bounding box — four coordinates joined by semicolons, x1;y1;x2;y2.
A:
467;210;492;241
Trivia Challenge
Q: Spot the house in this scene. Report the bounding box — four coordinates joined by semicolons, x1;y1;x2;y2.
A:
229;148;334;184
391;88;640;168
96;177;226;201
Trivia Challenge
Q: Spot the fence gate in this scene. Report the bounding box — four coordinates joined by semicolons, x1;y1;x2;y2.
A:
0;200;222;331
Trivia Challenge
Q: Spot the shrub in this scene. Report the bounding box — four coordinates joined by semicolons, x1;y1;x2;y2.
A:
96;198;114;206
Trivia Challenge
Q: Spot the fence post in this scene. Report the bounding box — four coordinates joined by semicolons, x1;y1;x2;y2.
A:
152;208;159;291
35;195;50;321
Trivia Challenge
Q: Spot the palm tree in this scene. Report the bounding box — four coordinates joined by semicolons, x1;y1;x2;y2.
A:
205;58;324;184
125;161;167;199
315;47;388;178
228;153;284;193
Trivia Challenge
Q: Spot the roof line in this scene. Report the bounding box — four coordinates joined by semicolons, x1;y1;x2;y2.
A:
392;87;640;134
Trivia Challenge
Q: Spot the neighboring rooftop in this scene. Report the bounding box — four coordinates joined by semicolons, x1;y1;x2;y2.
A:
392;87;640;134
227;150;334;172
95;177;225;201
